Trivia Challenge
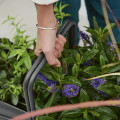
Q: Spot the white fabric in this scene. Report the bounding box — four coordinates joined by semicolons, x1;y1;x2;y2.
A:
32;0;59;5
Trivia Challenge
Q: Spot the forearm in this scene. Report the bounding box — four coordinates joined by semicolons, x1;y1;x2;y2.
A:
34;1;66;67
37;4;56;27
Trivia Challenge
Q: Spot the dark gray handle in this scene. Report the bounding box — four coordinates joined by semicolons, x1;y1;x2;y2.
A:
23;20;76;120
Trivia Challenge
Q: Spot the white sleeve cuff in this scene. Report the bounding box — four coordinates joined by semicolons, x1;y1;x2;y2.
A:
32;0;59;5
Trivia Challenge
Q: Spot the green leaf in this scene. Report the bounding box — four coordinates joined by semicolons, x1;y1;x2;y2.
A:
89;110;100;117
102;43;113;62
40;116;56;120
114;85;120;92
62;76;82;87
95;107;118;120
0;70;7;79
23;52;32;69
57;67;63;75
59;109;82;119
51;71;61;79
61;4;69;11
93;16;99;31
97;82;117;95
82;49;99;63
25;43;33;49
1;51;7;59
8;49;21;58
103;23;116;33
107;64;120;73
64;14;71;17
72;64;79;77
84;66;101;75
79;89;90;102
93;43;98;49
41;71;57;82
0;43;10;50
76;53;81;64
15;59;24;69
45;92;58;108
100;55;105;66
64;57;76;63
11;93;18;105
86;27;99;39
54;7;59;12
0;89;4;94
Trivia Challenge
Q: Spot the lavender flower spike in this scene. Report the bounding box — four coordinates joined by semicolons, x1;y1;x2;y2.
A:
107;42;115;52
91;78;106;89
79;31;92;46
38;73;58;86
62;84;80;98
62;62;68;74
33;60;59;88
91;78;109;98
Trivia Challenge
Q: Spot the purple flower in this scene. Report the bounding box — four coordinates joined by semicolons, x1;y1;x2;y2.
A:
38;73;58;86
62;62;68;74
47;84;59;93
91;78;106;89
32;60;58;86
114;97;120;100
107;42;115;52
80;31;92;46
118;80;120;85
32;60;35;65
113;53;117;57
62;84;80;98
91;78;108;97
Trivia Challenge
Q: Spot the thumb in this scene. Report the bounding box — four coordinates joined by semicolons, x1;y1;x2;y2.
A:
45;51;61;67
35;48;42;56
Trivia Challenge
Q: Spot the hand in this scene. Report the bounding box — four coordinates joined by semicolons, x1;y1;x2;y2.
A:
35;30;66;67
35;4;66;67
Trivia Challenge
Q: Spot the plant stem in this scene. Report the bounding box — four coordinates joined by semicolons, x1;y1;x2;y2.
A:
101;0;120;60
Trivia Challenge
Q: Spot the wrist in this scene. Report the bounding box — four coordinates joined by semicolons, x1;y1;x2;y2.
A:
37;4;57;27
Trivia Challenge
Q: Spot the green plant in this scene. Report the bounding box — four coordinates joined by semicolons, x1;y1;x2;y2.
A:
0;1;71;108
54;2;71;26
34;17;120;120
0;2;120;120
0;16;36;105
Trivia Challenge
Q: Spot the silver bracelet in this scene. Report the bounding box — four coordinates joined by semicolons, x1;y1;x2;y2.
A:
36;20;60;30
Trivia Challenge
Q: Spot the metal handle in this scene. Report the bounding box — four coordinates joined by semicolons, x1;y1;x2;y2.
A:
23;20;76;120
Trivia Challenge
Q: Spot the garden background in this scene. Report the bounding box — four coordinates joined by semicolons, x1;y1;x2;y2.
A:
0;0;89;46
1;0;120;120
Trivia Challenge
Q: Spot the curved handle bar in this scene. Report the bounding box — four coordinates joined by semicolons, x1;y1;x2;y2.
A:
23;20;76;120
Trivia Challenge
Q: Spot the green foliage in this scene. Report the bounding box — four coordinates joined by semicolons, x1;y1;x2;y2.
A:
0;16;36;105
54;2;71;26
79;89;90;102
0;3;120;120
86;16;116;44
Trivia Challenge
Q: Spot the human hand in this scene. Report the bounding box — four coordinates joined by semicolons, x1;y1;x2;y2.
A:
35;29;66;67
35;4;66;67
